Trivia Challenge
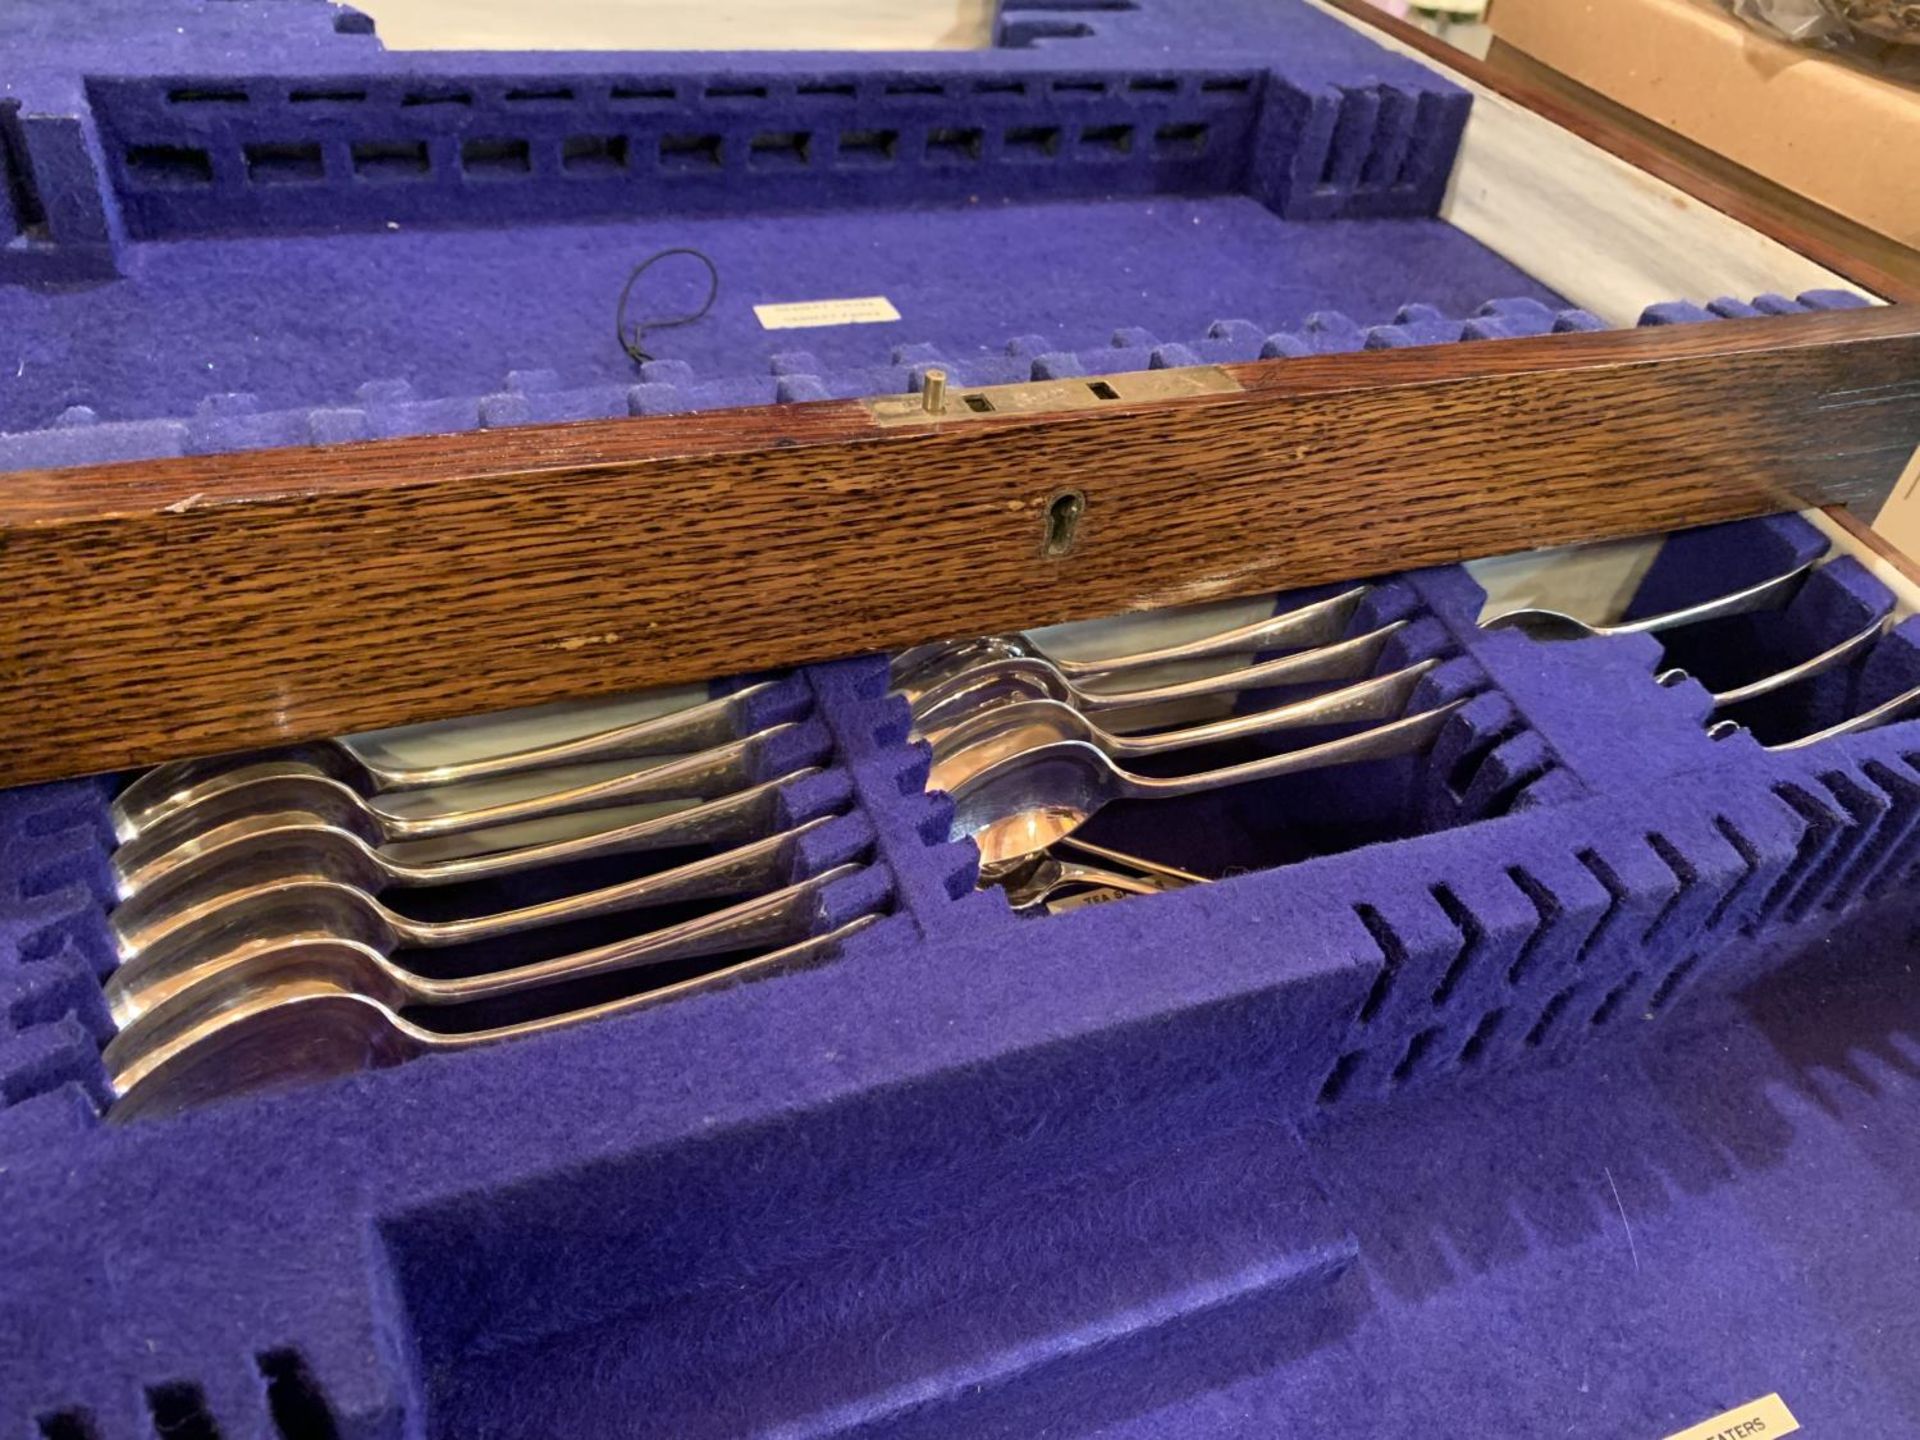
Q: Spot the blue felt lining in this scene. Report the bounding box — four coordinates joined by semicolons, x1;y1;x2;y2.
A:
6;504;1920;1438
3;2;1918;1436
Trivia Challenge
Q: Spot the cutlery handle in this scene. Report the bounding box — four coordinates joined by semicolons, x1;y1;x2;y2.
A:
1707;614;1888;708
399;823;822;947
1053;587;1368;678
1773;680;1920;750
1111;660;1435;757
1053;836;1208;886
416;864;862;1002
384;773;807;884
431;911;883;1048
1077;623;1403;712
381;730;776;840
1123;701;1464;801
1600;562;1815;637
349;683;766;789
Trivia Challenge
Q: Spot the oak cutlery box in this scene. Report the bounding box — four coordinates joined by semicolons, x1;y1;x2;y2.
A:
4;1;1920;1437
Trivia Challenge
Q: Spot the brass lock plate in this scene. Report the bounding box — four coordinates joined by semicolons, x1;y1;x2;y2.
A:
861;364;1245;426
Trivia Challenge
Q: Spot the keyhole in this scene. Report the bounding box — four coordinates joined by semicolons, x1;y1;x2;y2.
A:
1044;489;1086;557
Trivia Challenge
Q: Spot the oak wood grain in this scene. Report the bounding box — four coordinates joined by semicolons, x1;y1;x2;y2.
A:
5;310;1919;784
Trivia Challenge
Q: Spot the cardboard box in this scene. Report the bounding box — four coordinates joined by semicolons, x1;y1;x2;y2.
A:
1491;0;1920;249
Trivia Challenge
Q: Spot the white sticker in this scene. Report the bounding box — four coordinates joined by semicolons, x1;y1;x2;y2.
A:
752;295;901;331
1661;1393;1799;1440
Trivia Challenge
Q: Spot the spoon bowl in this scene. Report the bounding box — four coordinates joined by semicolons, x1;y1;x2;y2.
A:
1476;607;1599;641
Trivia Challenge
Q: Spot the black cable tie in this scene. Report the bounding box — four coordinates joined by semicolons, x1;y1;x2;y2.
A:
615;246;720;368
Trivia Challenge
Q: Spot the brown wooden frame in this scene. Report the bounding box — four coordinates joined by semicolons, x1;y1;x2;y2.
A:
4;6;1918;785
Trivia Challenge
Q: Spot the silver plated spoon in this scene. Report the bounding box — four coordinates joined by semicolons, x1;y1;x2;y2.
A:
948;702;1464;868
103;863;866;1088
111;726;802;888
1481;561;1816;642
110;682;773;842
105;911;880;1124
107;816;840;1026
926;659;1438;795
910;623;1407;739
891;588;1369;695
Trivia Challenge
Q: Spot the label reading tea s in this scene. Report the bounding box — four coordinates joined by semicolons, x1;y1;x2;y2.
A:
752;296;901;331
1662;1394;1799;1440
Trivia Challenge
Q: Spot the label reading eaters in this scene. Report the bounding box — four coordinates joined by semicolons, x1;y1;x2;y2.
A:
1661;1394;1800;1440
752;295;901;330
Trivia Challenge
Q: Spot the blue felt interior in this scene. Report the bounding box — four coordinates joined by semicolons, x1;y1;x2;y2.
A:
4;3;1920;1438
2;0;1521;462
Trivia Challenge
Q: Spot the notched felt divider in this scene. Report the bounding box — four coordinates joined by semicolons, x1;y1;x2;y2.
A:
5;0;1469;274
0;0;1498;440
1731;702;1920;937
0;289;1857;469
1309;772;1810;1112
3;680;1920;1435
803;655;997;938
1260;942;1920;1440
0;778;118;1117
8;4;1920;1432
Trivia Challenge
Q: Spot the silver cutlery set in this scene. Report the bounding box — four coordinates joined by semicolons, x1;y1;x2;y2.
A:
101;684;880;1120
910;547;1920;908
894;585;1464;895
91;535;1920;1119
1492;553;1920;746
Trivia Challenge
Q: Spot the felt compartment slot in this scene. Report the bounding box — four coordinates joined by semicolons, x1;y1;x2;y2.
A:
1305;779;1810;1111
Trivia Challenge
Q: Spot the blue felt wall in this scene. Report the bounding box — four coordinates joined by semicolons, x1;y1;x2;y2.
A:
3;2;1918;1438
7;501;1920;1439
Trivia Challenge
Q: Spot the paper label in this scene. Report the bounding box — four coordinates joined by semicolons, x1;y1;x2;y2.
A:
1662;1394;1800;1440
753;295;901;331
1042;886;1137;914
